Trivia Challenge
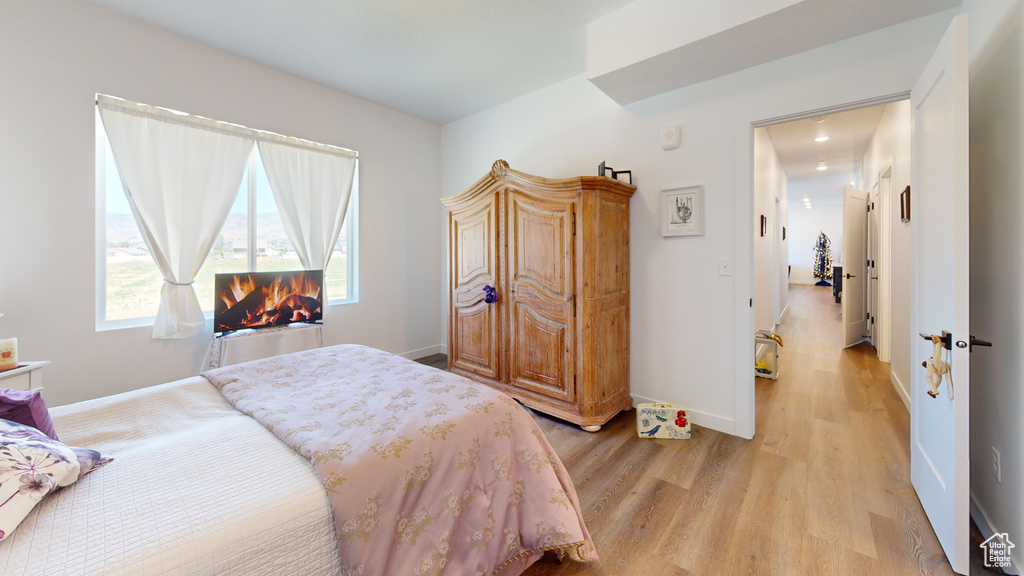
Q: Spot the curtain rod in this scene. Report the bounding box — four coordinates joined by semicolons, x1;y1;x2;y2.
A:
96;95;358;159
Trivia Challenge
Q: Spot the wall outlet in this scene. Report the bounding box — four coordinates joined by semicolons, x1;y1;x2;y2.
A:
992;447;1002;482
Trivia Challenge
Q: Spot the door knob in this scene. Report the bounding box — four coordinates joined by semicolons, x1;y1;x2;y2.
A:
483;285;496;304
846;273;856;279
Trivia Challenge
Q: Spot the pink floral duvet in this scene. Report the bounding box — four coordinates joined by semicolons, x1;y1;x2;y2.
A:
202;345;596;576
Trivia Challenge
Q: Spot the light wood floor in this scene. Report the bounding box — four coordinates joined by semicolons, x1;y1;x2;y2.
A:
419;285;978;575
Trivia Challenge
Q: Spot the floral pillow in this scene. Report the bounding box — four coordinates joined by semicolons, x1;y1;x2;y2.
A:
0;418;111;541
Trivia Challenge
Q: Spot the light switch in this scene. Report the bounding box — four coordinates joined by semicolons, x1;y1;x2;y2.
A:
718;257;733;276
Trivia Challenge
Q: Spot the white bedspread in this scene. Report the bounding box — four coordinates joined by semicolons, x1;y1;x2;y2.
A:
0;377;342;576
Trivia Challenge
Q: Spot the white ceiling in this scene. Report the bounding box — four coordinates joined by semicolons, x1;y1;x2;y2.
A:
80;0;957;125
764;104;889;193
80;0;633;124
788;173;858;206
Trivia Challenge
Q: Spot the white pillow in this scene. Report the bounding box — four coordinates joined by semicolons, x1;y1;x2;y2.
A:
0;419;83;541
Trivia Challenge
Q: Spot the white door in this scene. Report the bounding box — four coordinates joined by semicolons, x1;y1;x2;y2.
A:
842;186;868;347
869;182;880;347
771;197;780;326
910;14;970;575
776;197;787;324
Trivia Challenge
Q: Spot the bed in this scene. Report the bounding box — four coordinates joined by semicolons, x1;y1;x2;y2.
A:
0;345;595;576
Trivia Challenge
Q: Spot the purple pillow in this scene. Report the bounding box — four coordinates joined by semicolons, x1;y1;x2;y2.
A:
0;388;58;440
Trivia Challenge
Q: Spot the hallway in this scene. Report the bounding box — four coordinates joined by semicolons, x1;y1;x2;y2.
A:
756;283;955;574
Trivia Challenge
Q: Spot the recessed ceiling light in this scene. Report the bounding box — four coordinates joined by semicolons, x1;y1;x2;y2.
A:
814;116;827;124
815;136;829;142
816;161;827;171
805;204;812;209
802;197;810;202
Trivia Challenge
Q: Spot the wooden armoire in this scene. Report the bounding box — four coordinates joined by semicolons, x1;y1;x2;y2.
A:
441;160;635;431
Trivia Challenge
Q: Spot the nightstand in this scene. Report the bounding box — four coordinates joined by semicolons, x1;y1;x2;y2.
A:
0;361;49;391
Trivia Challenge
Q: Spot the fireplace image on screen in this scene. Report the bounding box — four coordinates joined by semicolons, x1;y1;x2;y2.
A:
214;270;324;333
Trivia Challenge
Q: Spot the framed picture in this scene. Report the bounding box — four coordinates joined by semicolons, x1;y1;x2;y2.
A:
900;186;911;223
661;186;704;237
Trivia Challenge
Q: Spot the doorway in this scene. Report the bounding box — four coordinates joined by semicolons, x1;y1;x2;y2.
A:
752;99;908;385
730;84;915;444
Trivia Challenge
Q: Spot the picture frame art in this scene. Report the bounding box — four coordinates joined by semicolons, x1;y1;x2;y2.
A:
900;186;911;223
661;185;704;237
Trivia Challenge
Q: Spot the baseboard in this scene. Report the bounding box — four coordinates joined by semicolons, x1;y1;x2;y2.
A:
398;345;445;360
971;493;1022;575
890;370;910;411
631;393;736;435
779;302;790;323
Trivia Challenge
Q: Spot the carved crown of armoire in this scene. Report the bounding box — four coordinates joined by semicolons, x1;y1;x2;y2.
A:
441;160;635;432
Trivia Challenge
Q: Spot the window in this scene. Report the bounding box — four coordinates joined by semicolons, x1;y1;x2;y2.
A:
96;115;358;329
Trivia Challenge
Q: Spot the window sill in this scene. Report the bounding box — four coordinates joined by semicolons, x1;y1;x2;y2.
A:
95;298;358;332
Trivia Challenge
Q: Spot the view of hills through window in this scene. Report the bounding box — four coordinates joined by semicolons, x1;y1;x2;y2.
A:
103;144;351;322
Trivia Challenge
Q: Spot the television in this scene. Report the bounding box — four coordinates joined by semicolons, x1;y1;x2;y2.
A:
214;270;323;334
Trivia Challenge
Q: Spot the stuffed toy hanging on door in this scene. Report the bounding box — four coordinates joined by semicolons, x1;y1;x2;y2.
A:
924;334;953;399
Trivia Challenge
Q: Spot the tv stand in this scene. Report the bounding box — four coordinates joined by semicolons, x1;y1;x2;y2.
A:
203;323;323;370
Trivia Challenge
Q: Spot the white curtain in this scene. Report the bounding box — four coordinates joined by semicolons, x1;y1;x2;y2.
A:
98;95;254;339
257;137;357;311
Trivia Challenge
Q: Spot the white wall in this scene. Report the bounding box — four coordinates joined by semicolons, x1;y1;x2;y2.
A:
858;101;912;400
962;0;1024;570
753;127;789;330
0;0;445;407
787;179;844;286
441;10;957;435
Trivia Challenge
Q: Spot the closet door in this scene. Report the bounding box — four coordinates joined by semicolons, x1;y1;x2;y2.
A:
449;195;501;380
506;192;575;402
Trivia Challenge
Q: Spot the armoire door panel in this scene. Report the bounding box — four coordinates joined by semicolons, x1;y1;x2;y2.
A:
599;199;629;297
599;303;628;403
510;304;570;401
455;207;493;287
452;301;498;377
450;196;500;381
506;192;574;402
510;197;570;298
